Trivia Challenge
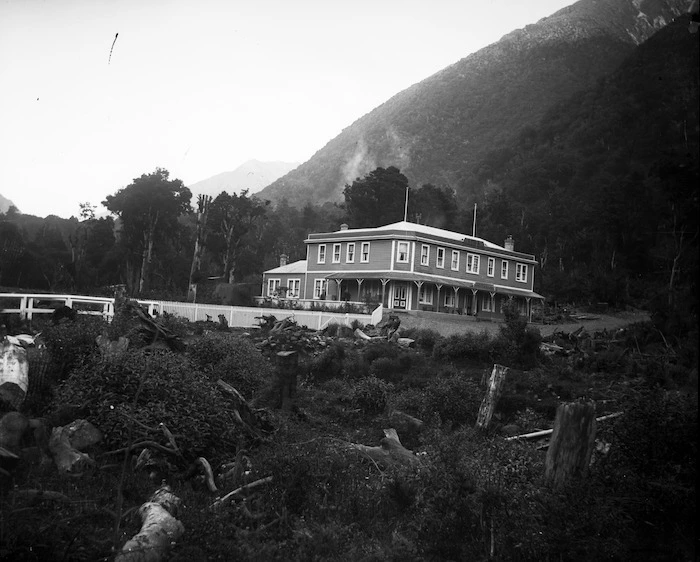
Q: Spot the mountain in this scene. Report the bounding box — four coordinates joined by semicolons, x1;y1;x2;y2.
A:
0;193;17;214
259;0;692;207
188;160;299;199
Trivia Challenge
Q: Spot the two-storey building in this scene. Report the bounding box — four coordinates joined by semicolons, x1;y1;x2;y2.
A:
262;221;543;321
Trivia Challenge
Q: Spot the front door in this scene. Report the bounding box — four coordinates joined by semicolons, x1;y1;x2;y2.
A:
393;283;408;309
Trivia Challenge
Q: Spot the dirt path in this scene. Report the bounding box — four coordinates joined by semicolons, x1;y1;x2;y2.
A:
391;310;650;338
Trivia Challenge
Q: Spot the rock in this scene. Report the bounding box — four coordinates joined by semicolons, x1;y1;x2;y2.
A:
65;419;102;450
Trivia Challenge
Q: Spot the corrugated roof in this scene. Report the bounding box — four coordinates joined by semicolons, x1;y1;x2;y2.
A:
265;260;308;274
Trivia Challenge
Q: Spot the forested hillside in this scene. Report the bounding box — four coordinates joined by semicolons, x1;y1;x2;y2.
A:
474;14;698;311
260;0;692;206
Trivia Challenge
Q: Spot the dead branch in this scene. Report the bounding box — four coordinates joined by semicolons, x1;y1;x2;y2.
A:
210;476;274;510
348;428;421;469
102;441;180;457
195;457;218;492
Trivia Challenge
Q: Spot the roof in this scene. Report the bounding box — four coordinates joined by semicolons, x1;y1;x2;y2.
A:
377;221;504;250
264;260;307;274
308;220;503;250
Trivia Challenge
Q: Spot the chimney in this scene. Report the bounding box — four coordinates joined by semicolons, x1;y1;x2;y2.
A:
279;254;288;267
504;235;514;252
340;223;349;231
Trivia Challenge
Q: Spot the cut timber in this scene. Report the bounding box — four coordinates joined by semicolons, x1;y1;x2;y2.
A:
350;428;421;469
195;457;218;492
545;401;597;488
115;484;184;562
217;379;273;439
0;339;29;408
475;364;509;430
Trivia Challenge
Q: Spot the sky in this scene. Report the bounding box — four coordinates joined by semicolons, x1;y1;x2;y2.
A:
0;0;578;219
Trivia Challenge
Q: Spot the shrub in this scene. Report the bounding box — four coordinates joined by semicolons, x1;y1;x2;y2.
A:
496;300;542;368
187;332;274;397
308;343;346;382
51;349;235;458
432;330;495;363
352;376;394;415
41;316;106;381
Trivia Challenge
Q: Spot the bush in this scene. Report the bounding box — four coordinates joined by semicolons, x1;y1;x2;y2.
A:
433;330;495;363
352;376;394;415
308;342;346;382
187;332;274;397
496;300;542;368
41;316;106;381
52;349;236;459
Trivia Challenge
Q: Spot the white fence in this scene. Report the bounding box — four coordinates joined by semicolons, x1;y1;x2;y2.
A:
0;293;383;330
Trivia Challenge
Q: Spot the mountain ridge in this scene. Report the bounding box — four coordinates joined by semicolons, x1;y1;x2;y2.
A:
259;0;691;207
189;159;299;199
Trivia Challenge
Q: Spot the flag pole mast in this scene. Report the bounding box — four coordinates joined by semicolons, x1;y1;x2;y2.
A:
472;203;477;237
403;184;409;222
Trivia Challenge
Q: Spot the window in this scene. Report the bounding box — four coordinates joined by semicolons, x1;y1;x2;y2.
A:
361;242;370;263
444;292;455;307
487;257;495;277
397;241;409;263
451;250;460;271
287;278;300;298
332;243;341;263
419;285;433;304
318;244;326;264
420;245;429;266
346;243;355;263
436;247;445;268
516;263;528;283
466;253;480;274
267;278;280;297
482;293;494;312
501;260;509;279
314;279;326;299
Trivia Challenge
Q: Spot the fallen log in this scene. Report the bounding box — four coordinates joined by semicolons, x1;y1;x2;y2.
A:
505;412;623;441
115;484;184;562
349;428;421;469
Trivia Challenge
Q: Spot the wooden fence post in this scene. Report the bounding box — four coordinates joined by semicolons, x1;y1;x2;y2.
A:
475;364;509;430
276;351;298;411
545;401;597;487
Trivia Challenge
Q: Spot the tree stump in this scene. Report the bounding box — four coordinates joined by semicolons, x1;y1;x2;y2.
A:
475;364;509;430
545;401;597;487
276;351;298;411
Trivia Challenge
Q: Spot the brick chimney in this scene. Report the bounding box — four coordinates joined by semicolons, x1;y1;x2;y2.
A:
279;254;288;267
340;223;349;231
504;235;514;252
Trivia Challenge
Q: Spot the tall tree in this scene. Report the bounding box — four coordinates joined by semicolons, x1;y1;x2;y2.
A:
188;194;212;301
103;168;191;294
207;190;269;284
343;166;409;227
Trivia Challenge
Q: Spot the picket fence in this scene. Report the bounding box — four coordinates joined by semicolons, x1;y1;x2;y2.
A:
0;293;383;330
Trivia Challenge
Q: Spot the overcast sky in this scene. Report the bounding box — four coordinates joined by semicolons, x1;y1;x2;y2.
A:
0;0;577;218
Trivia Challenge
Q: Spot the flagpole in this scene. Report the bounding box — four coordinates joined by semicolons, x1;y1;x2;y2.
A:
472;203;477;237
403;185;409;222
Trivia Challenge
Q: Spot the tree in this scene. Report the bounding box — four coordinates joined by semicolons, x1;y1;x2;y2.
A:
103;169;191;294
343;166;409;227
188;194;212;301
207;190;269;284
